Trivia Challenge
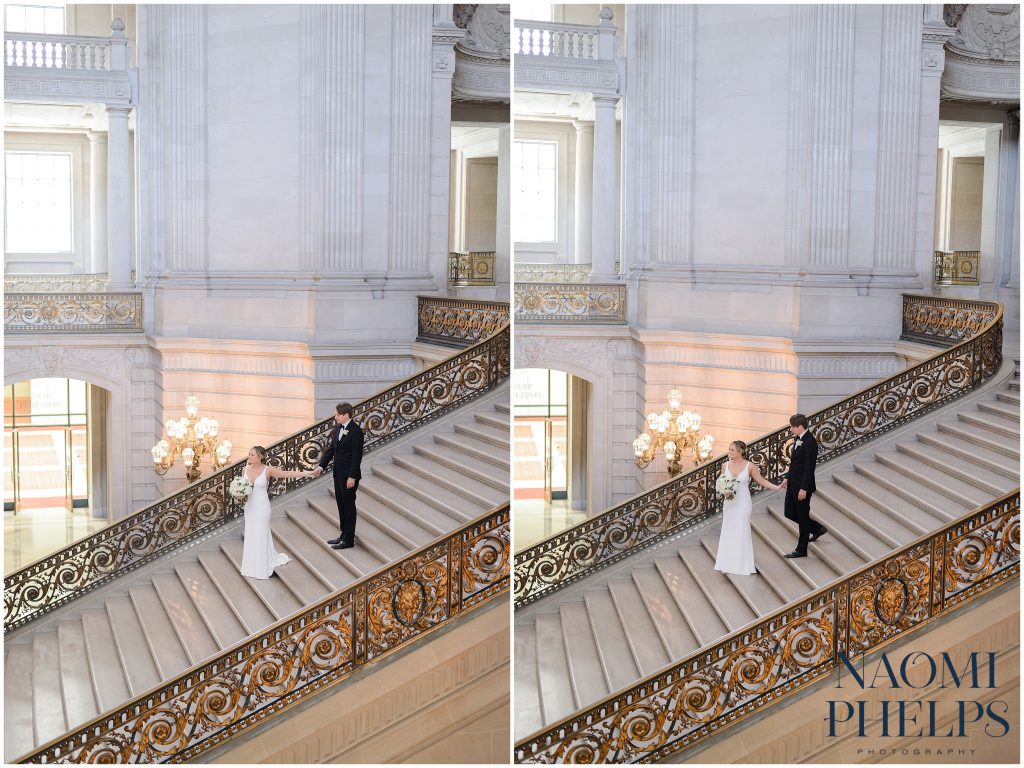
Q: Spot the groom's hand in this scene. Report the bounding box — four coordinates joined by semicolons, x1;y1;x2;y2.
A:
312;467;323;477
797;489;806;501
346;478;356;490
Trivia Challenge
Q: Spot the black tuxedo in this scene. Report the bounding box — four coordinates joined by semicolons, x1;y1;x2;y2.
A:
784;430;825;554
318;420;364;541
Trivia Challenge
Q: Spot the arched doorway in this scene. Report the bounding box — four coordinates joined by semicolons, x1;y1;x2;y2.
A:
513;368;590;549
4;377;110;572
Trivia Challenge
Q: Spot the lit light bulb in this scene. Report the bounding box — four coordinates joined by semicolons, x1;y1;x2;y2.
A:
665;440;677;460
185;394;200;418
667;388;682;411
183;447;195;466
632;436;645;457
208;419;219;437
646;412;659;430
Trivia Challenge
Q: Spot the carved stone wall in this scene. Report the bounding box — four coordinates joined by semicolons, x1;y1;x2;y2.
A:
942;4;1020;103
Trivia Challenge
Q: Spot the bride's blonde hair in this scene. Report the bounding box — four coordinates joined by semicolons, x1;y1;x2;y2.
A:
730;440;747;458
250;446;268;462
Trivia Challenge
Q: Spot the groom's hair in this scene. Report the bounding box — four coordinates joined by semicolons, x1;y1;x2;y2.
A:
789;414;809;429
336;402;354;417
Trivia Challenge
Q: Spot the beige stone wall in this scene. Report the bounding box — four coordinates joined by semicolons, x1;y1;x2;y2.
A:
678;582;1020;764
211;597;509;764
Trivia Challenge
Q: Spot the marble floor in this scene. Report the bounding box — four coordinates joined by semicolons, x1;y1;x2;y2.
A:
513;498;587;552
4;506;108;575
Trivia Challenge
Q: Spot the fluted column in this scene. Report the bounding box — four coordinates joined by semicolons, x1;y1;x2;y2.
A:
1001;109;1019;288
106;106;132;287
573;121;593;264
88;132;108;275
591;96;618;280
495;124;511;300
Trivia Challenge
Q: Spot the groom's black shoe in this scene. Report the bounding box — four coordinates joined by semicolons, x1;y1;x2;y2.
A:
332;537;355;550
784;550;807;558
327;535;344;545
809;527;828;542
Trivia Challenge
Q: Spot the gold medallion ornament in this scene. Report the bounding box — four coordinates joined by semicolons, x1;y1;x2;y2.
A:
873;577;909;625
393;579;426;627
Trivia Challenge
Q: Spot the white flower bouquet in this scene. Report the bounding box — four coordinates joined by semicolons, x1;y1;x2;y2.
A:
715;473;739;500
229;475;253;503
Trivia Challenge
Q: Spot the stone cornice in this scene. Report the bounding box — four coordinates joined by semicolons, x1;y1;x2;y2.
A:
514;54;619;97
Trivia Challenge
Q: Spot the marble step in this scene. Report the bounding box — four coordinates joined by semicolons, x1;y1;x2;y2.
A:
354;481;452;537
452;420;510;451
151;572;220;666
677;545;760;630
32;631;66;747
128;584;191;681
219;539;304;620
653;554;729;646
864;454;991;513
996;390;1019;406
936;419;1020;459
5;645;35;760
360;472;469;529
513;623;544;738
494;402;511;414
474;410;510;431
915;428;1020;478
583;590;641;693
173;561;248;649
764;499;888;563
957;409;1018;439
434;431;510;469
104;595;162;696
747;532;816;601
630;564;700;659
292;500;399;573
391;452;508;507
894;440;1018;496
270;514;360;589
196;550;277;635
559;601;610;708
608;576;670;675
535;612;577;724
976;399;1019;421
811;485;915;549
80;607;131;713
698;536;788;615
751;519;837;589
832;469;947;534
412;441;508;490
370;464;487;522
56;620;98;730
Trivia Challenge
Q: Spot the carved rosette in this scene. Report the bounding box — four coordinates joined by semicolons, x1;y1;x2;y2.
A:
943;505;1020;602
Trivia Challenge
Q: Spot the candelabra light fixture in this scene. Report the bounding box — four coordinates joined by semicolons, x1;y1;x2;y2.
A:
633;387;714;476
151;394;232;483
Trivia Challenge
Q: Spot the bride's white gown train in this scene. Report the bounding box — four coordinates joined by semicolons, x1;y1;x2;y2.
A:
714;462;757;575
240;466;291;579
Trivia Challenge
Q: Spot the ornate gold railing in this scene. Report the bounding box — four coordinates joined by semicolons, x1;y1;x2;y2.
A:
514;295;1002;608
900;293;999;347
19;503;509;763
515;282;626;323
4;292;143;333
515;263;593;283
933;249;980;286
4;324;510;631
417;296;511;348
449;251;496;287
515;491;1019;763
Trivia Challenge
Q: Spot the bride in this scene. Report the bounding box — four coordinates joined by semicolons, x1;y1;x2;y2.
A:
714;440;783;576
240;446;316;580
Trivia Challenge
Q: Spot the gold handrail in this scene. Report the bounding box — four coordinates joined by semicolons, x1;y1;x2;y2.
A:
17;502;510;763
515;491;1019;762
5;323;510;631
515;295;1003;607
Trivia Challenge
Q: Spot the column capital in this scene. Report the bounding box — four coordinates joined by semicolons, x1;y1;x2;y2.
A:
573;120;595;135
592;95;619;108
105;105;132;117
87;131;108;145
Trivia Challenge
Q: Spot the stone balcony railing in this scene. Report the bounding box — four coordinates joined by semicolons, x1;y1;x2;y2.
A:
4;272;114;293
513;20;611;60
514;281;626;324
4;290;143;334
4;19;132;105
513;9;619;96
933;249;980;286
514;262;593;283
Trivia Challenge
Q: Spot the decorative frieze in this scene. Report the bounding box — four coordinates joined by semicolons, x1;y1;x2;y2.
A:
514;282;626;323
4;292;143;333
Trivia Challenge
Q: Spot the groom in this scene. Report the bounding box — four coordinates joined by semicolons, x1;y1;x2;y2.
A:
313;402;364;550
783;413;827;558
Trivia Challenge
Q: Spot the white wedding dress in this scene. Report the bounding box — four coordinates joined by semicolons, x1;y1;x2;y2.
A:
714;462;757;575
240;466;291;579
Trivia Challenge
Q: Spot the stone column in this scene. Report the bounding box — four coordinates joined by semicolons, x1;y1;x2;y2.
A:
495;123;511;300
573;121;593;265
88;132;108;275
591;96;618;280
999;109;1019;289
106;105;133;288
979;125;1002;288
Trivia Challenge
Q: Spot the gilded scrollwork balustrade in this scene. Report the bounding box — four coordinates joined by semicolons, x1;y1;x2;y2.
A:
933;249;980;286
515;492;1019;763
4;324;510;632
448;251;496;287
515;281;626;323
17;504;510;764
417;296;511;348
4;292;143;333
515;295;1002;608
900;293;999;347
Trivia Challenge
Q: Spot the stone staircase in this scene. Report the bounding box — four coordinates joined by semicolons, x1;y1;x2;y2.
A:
4;387;510;762
514;371;1019;740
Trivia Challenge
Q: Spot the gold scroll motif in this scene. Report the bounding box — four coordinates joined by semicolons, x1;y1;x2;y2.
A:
515;493;1019;763
19;505;509;763
449;251;496;287
933;250;980;286
5;324;510;631
900;293;998;347
514;282;626;323
416;296;511;348
4;292;143;333
515;295;1003;608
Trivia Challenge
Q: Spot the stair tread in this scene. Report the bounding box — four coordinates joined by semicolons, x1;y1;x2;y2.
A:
917;428;1021;477
413;441;508;490
747;534;814;603
678;545;760;630
654;555;728;646
897;439;1019;493
290;501;398;574
977;399;1019;420
765;499;890;563
475;411;510;430
370;464;490;520
434;431;510;468
752;511;862;577
196;550;277;635
230;529;329;607
855;458;982;516
393;452;508;505
513;623;544;738
535;612;577;723
750;518;838;589
958;409;1019;437
815;484;920;547
151;572;221;665
57;620;99;730
32;631;66;747
996;390;1019;406
325;489;440;545
583;590;641;692
608;577;671;674
80;607;132;713
835;469;952;532
359;475;466;530
453;420;510;448
5;644;35;761
269;514;354;589
104;595;162;696
937;419;1020;458
630;565;700;658
173;560;249;650
698;537;787;615
558;602;610;710
128;584;192;680
220;539;304;620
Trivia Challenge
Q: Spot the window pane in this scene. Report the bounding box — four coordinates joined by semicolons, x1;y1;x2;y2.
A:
514;140;557;243
5;151;73;253
5;3;65;34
